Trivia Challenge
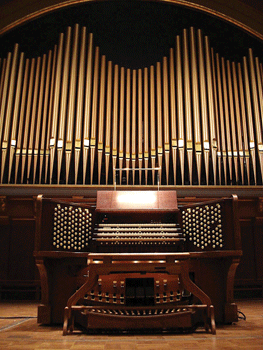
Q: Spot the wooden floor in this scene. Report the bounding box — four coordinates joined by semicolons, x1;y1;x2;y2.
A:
0;299;262;349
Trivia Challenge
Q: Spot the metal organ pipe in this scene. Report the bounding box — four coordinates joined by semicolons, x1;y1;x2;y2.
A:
0;25;262;186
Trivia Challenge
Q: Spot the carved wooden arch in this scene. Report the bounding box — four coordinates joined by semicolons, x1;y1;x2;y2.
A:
0;0;263;41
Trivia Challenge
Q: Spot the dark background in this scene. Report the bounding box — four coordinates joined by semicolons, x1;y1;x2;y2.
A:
0;0;263;68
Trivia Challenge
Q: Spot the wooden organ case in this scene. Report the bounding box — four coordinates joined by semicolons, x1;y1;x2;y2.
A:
34;190;242;335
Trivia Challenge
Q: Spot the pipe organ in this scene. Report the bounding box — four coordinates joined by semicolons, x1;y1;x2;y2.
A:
1;24;263;186
1;15;263;335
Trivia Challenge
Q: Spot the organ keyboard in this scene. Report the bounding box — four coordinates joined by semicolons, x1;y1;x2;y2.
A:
34;190;242;335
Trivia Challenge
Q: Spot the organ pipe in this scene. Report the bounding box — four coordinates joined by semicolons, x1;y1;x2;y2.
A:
169;48;177;185
176;36;184;184
221;57;233;184
226;60;239;184
39;50;52;184
163;57;170;185
248;49;263;181
197;29;210;185
215;54;227;185
131;69;136;184
83;33;93;184
65;24;79;184
1;44;19;183
75;27;86;184
205;37;217;185
0;25;262;186
49;32;64;183
90;46;100;184
243;56;257;183
237;62;250;184
97;55;106;185
138;68;143;184
190;28;202;184
112;64;119;184
183;29;193;185
33;54;46;184
45;46;57;184
57;27;71;183
118;66;125;185
27;56;41;183
232;61;245;184
150;65;156;183
211;48;222;185
144;67;149;184
105;61;112;185
15;59;30;184
8;52;24;183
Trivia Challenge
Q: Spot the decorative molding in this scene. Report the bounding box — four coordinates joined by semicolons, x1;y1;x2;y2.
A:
0;0;263;41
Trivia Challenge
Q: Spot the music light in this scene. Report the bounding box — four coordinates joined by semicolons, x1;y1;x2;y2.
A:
117;191;157;205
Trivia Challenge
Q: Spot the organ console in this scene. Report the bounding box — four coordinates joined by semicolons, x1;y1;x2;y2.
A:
34;190;242;334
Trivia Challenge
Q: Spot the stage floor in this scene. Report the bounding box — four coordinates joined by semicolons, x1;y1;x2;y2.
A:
0;299;262;349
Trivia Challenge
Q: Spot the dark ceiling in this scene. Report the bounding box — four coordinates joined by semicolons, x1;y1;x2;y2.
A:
0;0;262;68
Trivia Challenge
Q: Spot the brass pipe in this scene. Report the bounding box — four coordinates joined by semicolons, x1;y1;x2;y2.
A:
183;29;193;184
65;24;79;184
232;61;245;184
255;57;263;183
112;64;119;184
57;26;71;184
21;58;35;183
163;56;170;185
150;65;156;183
125;68;131;184
156;61;163;184
83;32;93;183
226;60;239;183
27;56;41;183
249;49;263;182
33;54;47;184
90;46;100;185
169;48;177;185
144;67;149;184
49;32;64;183
216;54;227;184
97;55;106;185
205;36;217;185
0;52;12;149
176;35;185;184
190;28;201;184
221;57;233;183
211;48;221;185
105;61;112;185
40;50;52;184
197;29;210;184
8;52;24;183
243;56;257;183
131;69;136;184
15;59;29;183
1;44;19;183
75;27;86;184
45;46;57;184
118;66;125;185
237;62;250;184
138;68;143;184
